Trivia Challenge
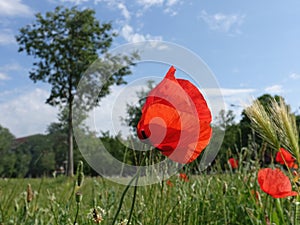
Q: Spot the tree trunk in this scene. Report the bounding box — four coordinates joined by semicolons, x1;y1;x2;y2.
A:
67;94;74;177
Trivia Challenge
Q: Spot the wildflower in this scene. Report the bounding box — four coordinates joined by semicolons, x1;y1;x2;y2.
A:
87;206;105;224
275;147;298;169
257;168;298;198
228;158;238;169
118;219;130;225
179;173;189;182
166;179;174;187
137;66;212;164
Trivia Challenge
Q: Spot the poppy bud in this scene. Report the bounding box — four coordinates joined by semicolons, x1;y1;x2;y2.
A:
75;191;82;203
76;161;84;187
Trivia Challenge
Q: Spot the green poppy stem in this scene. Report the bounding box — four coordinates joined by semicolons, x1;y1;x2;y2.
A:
73;202;80;225
127;174;139;224
294;196;300;225
112;155;145;224
275;198;287;225
111;172;139;225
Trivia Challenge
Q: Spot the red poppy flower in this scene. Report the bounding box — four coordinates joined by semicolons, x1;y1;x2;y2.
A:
257;168;298;198
137;66;212;164
179;173;189;182
276;147;298;169
166;179;174;187
228;158;238;169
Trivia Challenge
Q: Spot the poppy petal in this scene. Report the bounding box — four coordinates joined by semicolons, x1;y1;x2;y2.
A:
258;168;298;198
137;66;212;163
275;148;297;168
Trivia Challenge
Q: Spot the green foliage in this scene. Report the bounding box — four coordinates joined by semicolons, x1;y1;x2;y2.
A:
8;134;56;178
0;125;15;177
16;6;115;106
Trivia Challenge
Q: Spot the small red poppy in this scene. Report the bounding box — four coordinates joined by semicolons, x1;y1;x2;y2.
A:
276;147;298;169
228;158;238;169
137;66;212;164
257;168;298;198
166;179;174;187
179;173;189;182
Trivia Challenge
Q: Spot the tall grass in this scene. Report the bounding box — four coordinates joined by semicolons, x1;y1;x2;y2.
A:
1;97;299;224
0;162;297;225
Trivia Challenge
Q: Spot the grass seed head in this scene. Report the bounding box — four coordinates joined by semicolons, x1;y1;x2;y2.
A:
27;184;33;203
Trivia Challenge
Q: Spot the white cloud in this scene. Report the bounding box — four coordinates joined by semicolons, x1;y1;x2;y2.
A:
0;0;33;17
0;62;23;72
166;0;179;6
0;63;25;82
136;0;181;16
0;30;15;45
199;10;245;34
137;0;164;8
136;0;180;8
265;85;283;94
120;24;162;43
289;73;300;80
117;2;131;21
0;88;58;137
0;83;147;138
204;88;255;97
163;7;178;16
59;0;89;4
203;87;256;121
0;72;10;80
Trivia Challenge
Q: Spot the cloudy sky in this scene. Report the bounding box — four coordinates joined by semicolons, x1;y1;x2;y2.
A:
1;0;300;137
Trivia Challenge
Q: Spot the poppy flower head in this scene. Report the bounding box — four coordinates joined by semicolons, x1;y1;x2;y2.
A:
179;173;189;182
257;168;298;198
275;147;298;169
137;66;212;164
166;179;174;187
228;158;238;169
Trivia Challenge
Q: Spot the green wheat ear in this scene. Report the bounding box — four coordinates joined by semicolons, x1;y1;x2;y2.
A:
269;98;299;161
244;99;279;149
245;97;300;163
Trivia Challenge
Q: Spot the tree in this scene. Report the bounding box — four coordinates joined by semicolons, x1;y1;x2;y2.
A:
16;6;135;176
211;110;241;170
0;125;15;177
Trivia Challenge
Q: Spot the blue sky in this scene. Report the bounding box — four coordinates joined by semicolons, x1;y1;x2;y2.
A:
0;0;300;137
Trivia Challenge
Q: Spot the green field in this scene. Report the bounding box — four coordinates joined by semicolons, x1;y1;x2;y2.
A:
0;168;298;225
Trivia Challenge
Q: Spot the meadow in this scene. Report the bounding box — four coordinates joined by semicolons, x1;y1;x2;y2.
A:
0;163;298;225
1;96;299;225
